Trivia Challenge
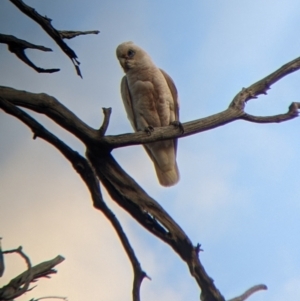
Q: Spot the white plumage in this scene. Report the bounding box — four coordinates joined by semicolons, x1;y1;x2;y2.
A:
116;41;180;186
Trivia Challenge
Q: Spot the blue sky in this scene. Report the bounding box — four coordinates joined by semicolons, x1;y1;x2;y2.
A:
1;1;300;301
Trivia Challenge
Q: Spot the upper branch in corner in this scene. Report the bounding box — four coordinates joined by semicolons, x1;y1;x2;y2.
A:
9;0;99;77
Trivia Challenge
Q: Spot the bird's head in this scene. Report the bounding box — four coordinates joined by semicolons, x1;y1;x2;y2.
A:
116;42;152;73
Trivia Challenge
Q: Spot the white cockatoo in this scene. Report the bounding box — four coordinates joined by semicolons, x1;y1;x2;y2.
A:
116;41;180;187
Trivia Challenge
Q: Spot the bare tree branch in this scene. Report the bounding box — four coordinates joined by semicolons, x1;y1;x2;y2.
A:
0;246;33;300
104;55;300;148
230;56;300;110
0;86;242;148
2;55;300;151
0;34;60;73
1;83;299;152
241;102;300;123
9;0;80;76
87;151;225;301
0;254;64;301
102;108;242;148
228;284;267;301
98;107;112;137
2;246;31;269
0;98;147;301
0;87;96;143
30;297;68;301
92;189;150;301
0;34;52;52
59;30;100;39
9;0;98;77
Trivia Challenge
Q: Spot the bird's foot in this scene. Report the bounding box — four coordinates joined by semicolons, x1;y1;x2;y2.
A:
144;125;154;136
171;121;184;134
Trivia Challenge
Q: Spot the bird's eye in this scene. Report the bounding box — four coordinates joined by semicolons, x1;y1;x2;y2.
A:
127;49;135;58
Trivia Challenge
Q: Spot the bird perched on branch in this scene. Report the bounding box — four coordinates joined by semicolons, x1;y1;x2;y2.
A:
116;41;180;186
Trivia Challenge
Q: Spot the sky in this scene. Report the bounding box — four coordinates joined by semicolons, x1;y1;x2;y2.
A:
1;1;300;301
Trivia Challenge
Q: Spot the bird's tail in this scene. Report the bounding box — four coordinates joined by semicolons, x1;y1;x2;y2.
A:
154;161;180;187
144;140;179;187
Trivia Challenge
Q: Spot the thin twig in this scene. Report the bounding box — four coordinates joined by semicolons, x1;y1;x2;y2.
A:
228;284;267;301
241;102;300;123
1;246;32;300
59;30;100;39
230;56;300;110
88;165;149;301
30;296;68;301
98;107;112;136
2;246;31;269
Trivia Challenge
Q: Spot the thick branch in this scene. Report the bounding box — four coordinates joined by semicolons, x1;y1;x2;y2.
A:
0;98;147;301
1;83;299;154
102;108;242;149
0;87;96;144
0;34;60;74
0;95;103;205
0;86;242;150
87;150;225;301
